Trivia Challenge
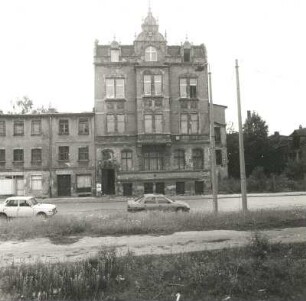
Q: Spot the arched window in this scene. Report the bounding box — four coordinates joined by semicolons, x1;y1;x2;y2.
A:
121;150;132;171
192;149;203;170
174;149;185;170
145;46;157;62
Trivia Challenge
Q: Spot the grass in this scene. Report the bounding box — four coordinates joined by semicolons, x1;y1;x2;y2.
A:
1;234;306;301
0;209;305;242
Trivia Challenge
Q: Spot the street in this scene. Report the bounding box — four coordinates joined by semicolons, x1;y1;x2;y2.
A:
43;192;306;216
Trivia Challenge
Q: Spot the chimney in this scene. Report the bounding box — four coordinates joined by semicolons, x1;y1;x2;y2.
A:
274;131;279;136
247;110;251;119
299;125;303;130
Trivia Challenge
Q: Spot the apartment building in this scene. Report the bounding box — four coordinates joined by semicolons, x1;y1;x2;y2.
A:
0;113;95;197
94;9;228;196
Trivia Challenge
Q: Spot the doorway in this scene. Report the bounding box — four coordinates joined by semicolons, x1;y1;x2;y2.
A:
195;181;204;195
16;176;25;195
123;183;133;196
57;175;71;197
155;182;165;194
101;168;115;195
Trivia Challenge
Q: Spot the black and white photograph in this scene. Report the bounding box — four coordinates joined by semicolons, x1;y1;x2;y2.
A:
0;0;306;300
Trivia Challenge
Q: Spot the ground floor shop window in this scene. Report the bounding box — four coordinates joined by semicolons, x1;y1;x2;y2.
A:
77;175;92;193
195;180;204;195
123;183;133;196
155;182;165;194
144;182;154;194
31;175;42;190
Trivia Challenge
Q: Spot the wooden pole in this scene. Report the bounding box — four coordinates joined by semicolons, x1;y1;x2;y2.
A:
208;65;218;214
235;59;248;213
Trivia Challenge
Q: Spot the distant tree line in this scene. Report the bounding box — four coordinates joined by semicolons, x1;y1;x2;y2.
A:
227;111;305;184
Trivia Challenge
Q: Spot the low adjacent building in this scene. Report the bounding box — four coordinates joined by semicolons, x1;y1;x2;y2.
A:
0;112;95;197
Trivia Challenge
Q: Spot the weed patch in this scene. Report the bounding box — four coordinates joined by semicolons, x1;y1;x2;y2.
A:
1;237;306;301
0;209;305;242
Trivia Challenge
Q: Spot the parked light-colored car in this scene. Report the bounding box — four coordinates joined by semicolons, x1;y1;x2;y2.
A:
127;194;190;212
0;196;57;219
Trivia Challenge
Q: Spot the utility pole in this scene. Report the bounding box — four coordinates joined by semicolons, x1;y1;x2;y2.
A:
235;59;248;213
208;65;218;214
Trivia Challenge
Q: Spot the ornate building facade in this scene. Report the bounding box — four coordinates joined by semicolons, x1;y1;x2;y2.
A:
94;10;228;196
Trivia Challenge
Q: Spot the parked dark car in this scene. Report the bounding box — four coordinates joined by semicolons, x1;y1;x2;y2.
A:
127;194;190;212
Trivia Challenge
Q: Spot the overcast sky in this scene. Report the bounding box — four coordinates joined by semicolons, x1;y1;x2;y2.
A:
0;0;305;135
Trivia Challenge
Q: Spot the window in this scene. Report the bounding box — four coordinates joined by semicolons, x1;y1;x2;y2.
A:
144;114;163;133
58;146;69;161
180;114;188;134
144;115;153;133
190;114;199;134
14;120;24;136
106;78;125;98
6;199;18;207
145;46;157;62
31;120;41;135
117;114;125;133
180;113;199;134
180;78;197;98
184;49;191;62
144;151;164;170
215;127;221;143
143;74;162;96
31;175;42;190
0;120;5;136
107;114;125;133
59;119;69;135
121;150;132;171
107;115;115;133
13;149;24;162
155;115;163;133
79;118;89;135
193;149;203;170
216;149;223;165
31;149;42;163
176;182;185;195
174;149;185;170
76;175;92;193
78;147;89;161
144;183;154;194
110;49;120;62
0;149;5;162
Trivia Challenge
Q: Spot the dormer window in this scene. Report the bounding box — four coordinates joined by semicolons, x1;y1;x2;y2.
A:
184;49;191;62
145;46;157;62
111;49;120;62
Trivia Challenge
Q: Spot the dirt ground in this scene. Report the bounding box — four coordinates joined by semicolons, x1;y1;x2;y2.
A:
1;227;306;267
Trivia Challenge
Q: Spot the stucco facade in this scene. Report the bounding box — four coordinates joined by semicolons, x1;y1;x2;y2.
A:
0;113;95;197
94;10;228;196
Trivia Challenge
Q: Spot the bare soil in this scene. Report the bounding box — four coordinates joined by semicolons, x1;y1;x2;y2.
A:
1;227;306;267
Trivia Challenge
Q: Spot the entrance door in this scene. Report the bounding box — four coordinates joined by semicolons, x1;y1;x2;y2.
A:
16;177;25;195
57;175;71;197
101;169;115;195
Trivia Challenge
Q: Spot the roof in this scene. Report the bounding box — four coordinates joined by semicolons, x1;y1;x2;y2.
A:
290;128;306;137
5;196;35;201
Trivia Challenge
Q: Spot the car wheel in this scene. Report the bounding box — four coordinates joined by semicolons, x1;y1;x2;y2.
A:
0;213;8;220
37;212;47;219
176;208;184;213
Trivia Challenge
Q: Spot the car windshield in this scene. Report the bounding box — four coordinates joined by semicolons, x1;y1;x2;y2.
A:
28;198;38;206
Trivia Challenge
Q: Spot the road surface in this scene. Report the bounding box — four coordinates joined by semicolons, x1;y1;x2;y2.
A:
43;192;306;216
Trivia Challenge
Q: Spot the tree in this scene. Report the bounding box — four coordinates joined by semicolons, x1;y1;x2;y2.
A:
9;96;33;114
227;131;240;178
243;111;269;176
8;97;57;114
